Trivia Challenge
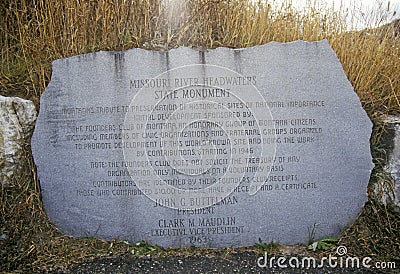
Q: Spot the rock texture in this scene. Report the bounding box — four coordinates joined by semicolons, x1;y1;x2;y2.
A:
0;96;37;185
374;115;400;211
32;41;373;247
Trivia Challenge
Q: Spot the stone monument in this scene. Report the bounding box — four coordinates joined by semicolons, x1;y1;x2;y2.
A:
31;40;374;247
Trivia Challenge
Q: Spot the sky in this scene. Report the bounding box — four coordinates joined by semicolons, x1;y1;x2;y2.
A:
268;0;400;29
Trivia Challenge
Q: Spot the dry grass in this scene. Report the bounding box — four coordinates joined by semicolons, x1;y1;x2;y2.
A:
1;0;400;272
1;0;399;113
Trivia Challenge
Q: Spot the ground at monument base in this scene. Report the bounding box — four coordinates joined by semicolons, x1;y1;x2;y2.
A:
54;250;387;274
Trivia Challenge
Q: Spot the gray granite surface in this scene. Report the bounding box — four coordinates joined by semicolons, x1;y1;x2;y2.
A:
31;40;374;247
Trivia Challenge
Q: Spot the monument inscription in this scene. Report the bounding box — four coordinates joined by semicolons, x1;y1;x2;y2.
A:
32;40;374;247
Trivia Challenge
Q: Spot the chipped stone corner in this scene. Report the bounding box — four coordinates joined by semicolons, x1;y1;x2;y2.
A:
0;95;37;185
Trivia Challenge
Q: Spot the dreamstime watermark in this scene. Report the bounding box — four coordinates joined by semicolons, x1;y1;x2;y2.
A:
257;246;397;270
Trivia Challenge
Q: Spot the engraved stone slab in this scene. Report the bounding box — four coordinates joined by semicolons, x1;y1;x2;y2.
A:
31;40;374;247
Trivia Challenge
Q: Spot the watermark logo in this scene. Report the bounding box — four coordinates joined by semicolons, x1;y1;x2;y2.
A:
257;246;396;270
123;64;277;210
336;245;347;256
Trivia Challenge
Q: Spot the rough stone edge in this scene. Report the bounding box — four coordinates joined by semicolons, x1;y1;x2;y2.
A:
0;95;37;185
371;115;400;212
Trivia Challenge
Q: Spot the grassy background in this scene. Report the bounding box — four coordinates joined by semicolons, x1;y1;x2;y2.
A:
1;0;400;272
